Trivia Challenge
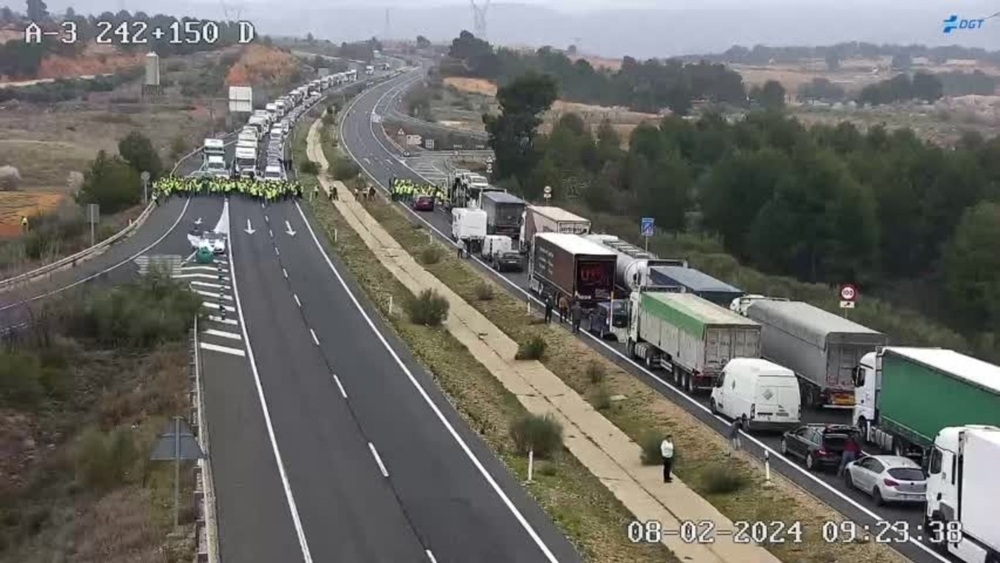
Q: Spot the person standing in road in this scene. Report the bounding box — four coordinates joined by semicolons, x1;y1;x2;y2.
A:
543;294;554;324
558;295;570;323
661;435;674;483
729;416;744;453
838;434;861;477
570;301;583;333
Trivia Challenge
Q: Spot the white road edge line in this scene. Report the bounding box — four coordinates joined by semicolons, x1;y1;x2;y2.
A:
332;374;347;399
228;198;314;563
341;73;952;563
294;294;302;307
295;202;560;563
367;442;389;478
425;549;437;563
310;328;319;345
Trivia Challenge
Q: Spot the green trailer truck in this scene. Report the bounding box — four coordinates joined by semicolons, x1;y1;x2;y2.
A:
626;290;761;394
852;347;1000;459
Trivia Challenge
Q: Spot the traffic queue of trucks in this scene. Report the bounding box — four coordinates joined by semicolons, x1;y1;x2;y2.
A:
202;68;359;178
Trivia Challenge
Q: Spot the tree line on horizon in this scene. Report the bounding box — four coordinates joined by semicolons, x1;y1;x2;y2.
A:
482;71;1000;359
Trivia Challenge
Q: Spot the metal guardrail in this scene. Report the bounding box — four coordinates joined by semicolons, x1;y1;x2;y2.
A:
191;315;219;563
0;133;229;292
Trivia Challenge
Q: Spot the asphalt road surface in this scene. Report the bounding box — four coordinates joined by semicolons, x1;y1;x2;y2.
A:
219;195;580;562
339;70;959;563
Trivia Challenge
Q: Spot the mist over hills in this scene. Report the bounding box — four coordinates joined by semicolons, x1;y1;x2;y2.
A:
40;0;1000;58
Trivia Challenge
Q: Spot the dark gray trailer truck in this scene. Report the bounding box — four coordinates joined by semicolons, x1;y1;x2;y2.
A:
528;232;616;306
481;191;526;239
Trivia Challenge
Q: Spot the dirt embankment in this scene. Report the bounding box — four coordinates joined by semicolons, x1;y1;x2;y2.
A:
226;44;299;86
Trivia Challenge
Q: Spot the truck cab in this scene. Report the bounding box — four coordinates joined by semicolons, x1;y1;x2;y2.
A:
926;425;1000;563
205;155;229;178
584;299;629;342
203;138;225;161
262;164;285;182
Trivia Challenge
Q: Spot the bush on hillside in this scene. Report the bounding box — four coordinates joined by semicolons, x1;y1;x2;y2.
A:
418;246;442;265
299;160;319;175
67;272;201;348
406;289;449;326
331;157;360;180
702;465;750;494
586;360;605;383
0;165;21;191
474;281;494;301
75;425;139;491
509;413;563;458
639;430;667;466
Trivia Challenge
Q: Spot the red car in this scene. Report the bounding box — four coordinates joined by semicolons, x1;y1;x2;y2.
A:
411;195;435;211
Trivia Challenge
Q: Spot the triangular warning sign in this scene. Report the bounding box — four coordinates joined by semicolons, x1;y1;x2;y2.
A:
397;129;405;136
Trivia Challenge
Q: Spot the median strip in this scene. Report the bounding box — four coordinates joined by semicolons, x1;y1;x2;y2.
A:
304;120;779;563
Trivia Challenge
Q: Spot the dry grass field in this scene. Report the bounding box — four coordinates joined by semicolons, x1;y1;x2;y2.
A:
441;76;660;140
0;191;65;237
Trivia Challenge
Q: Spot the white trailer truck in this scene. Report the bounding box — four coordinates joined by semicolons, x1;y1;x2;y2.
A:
925;425;1000;563
519;206;591;253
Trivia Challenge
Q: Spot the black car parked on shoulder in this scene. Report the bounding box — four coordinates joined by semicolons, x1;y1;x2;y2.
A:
780;424;859;471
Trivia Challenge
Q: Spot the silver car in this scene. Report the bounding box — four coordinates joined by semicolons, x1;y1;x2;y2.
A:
844;455;926;506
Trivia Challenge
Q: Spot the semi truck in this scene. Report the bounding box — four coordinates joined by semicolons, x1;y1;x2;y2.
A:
626;291;761;393
234;147;257;178
745;299;887;409
519;206;591;253
926;425;1000;563
585;233;687;296
528;233;616;306
649;265;744;307
451;207;487;254
481;191;525;239
202;138;225;161
853;347;1000;459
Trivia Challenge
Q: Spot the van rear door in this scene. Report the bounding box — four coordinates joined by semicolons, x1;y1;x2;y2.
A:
753;375;800;425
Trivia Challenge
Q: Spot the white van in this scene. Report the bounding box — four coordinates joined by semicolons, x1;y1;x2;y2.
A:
269;127;283;143
262;164;285;182
710;358;801;431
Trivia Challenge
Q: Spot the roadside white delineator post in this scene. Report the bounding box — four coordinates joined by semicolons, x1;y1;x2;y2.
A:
333;228;338;243
764;450;771;482
388;295;393;315
526;299;531;316
527;449;534;483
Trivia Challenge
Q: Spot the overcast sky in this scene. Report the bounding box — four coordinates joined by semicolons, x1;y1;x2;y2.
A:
42;0;1000;57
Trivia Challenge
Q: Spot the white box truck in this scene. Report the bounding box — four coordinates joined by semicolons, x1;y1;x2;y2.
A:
926;425;1000;563
234;147;257;178
519;206;591;253
451;207;487;253
202;138;225;161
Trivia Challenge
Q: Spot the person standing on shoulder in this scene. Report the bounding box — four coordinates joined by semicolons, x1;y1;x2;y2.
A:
543;294;554;324
661;435;674;483
558;295;570;323
729;416;744;453
570;300;583;333
838;433;861;477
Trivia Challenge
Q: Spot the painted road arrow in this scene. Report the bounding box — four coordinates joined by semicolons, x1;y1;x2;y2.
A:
244;219;255;235
285;220;297;237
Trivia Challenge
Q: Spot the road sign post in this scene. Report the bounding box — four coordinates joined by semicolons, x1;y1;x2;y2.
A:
543;185;552;203
87;203;99;246
149;417;204;528
140;171;150;205
839;283;858;317
641;217;655;251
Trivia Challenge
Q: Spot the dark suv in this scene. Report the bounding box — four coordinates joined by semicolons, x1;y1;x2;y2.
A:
781;424;859;471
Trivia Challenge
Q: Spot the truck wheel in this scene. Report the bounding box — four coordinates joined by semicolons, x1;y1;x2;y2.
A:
684;374;693;394
645;354;654;370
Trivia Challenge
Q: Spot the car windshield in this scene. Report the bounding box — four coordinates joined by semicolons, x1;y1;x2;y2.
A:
887;467;925;481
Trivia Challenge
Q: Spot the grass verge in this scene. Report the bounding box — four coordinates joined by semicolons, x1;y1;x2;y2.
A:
316;135;906;562
296;130;678;563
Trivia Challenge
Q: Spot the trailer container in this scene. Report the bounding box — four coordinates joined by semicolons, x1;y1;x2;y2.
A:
648;265;744;307
529;233;615;305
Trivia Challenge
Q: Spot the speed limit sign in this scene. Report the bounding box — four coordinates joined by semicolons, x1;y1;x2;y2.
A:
839;284;857;309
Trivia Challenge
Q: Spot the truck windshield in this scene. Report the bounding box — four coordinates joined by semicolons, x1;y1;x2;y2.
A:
236;157;255;168
207;161;225;170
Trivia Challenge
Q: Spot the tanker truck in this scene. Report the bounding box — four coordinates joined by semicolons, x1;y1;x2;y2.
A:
583;234;686;295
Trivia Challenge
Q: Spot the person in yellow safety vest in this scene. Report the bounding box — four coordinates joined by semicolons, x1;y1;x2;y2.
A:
20;216;28;231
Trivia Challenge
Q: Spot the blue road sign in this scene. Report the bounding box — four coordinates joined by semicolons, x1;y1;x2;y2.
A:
641;217;655;237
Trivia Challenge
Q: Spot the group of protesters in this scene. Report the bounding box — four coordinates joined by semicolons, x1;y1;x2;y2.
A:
151;175;304;202
389;177;446;203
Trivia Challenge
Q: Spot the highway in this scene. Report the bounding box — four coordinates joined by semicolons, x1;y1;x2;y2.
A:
339;69;958;563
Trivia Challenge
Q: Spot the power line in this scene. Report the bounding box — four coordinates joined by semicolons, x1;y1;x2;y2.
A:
470;0;490;39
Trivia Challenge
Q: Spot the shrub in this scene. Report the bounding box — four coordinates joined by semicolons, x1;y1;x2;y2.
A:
586;360;605;383
406;289;449;326
590;384;612;411
418;246;442;265
702;465;749;494
474;282;494;301
515;335;546;360
331;157;360;180
509;413;563;458
0;165;21;191
639;430;667;465
75;426;139;491
536;461;557;476
300;160;319;175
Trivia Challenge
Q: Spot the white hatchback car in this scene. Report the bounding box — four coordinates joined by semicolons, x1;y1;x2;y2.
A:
844;454;927;506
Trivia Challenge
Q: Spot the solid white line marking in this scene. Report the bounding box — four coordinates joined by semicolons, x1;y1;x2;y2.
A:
296;201;559;563
228;200;314;563
343;85;951;562
425;550;437;563
283;268;288;279
368;442;389;477
199;342;245;357
294;294;302;307
191;280;230;290
202;302;236;313
207;315;239;326
275;246;280;256
204;329;241;341
332;374;347;398
310;328;319;345
195;289;233;300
